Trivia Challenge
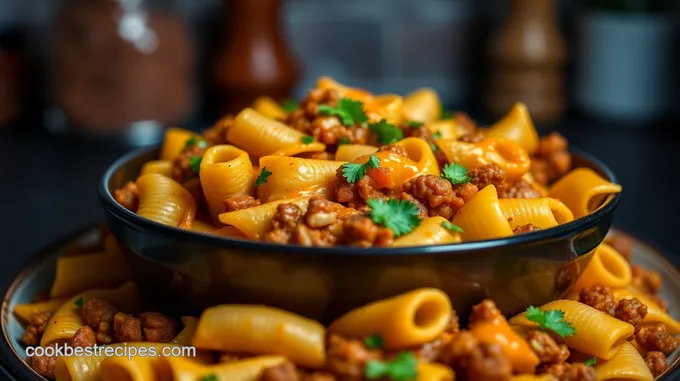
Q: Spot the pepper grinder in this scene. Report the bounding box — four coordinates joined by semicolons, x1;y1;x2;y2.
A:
213;0;300;114
486;0;567;125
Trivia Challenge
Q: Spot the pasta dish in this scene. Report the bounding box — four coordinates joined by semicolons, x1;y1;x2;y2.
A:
13;230;679;380
111;77;622;247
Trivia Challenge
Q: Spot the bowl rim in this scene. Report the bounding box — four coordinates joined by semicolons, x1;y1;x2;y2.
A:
98;146;621;256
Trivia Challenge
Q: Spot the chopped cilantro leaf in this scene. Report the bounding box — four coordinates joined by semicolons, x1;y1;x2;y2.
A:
430;143;439;152
584;357;597;367
281;99;299;113
441;163;470;185
525;306;575;338
364;333;384;349
184;136;208;149
301;136;315;144
432;130;442;140
200;373;217;381
365;352;418;380
406;121;424;128
254;167;273;188
341;154;381;183
369;119;403;145
188;156;202;172
74;297;83;308
442;221;464;233
367;199;421;237
338;137;351;145
318;98;368;126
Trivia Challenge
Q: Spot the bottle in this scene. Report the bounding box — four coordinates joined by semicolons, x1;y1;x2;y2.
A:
213;0;299;114
486;0;567;125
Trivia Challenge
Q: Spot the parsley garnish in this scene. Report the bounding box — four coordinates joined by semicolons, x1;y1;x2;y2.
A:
430;143;439;152
255;167;272;188
200;374;217;381
406;121;424;128
184;136;208;149
318;98;368;126
442;221;464;233
74;297;83;308
281;99;299;113
365;352;418;380
369;120;403;145
341;155;381;183
364;334;384;349
432;131;441;140
584;357;597;367
188;156;202;172
441;163;470;185
367;199;421;237
301;136;315;144
525;306;575;338
338;137;351;145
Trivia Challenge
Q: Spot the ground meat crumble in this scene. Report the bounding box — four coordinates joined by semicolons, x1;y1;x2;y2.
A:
636;325;679;355
286;88;369;145
224;195;261;212
579;286;648;333
645;351;668;377
401;175;478;220
530;132;572;185
513;223;541;235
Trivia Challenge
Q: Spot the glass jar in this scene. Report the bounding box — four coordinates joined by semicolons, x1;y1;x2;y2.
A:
49;0;196;145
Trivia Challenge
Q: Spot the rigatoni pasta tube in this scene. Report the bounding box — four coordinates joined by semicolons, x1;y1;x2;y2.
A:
41;281;141;346
511;376;558;381
427;120;459;140
611;289;680;334
395;137;441;177
392;217;461;247
200;145;254;220
452;185;513;241
160;127;198;161
98;354;156;381
335;144;379;162
190;220;216;234
549;168;622;219
192;305;325;368
219;196;310;239
485;103;539;155
50;251;131;298
13;297;69;323
316;76;374;104
365;94;404;125
417;362;454;381
138;160;173;178
498;197;574;230
227;108;305;158
436;137;530;180
509;300;634;360
136;174;196;229
252;96;288;120
256;156;345;202
568;243;632;292
329;288;452;349
402;88;441;123
593;341;654;381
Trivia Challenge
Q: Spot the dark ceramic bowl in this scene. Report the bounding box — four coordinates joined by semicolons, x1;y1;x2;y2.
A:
98;147;621;323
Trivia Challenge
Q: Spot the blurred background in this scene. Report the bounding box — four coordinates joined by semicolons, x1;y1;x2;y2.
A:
0;0;679;267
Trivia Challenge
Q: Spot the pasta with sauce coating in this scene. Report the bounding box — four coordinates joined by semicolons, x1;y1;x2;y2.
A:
509;299;634;360
50;250;131;298
568;243;632;292
138;160;173;178
136;174;196;229
192;305;325;368
218;196;310;239
159;127;198;161
593;341;654;381
452;185;514;241
402;88;441;123
549;168;622;219
392;217;461;247
256;156;345;202
329;288;452;349
498;197;574;230
200;145;254;220
485;103;539;155
436;137;531;180
227;108;307;158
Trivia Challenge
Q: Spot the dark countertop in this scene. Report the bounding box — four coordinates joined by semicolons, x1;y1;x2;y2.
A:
1;118;679;274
